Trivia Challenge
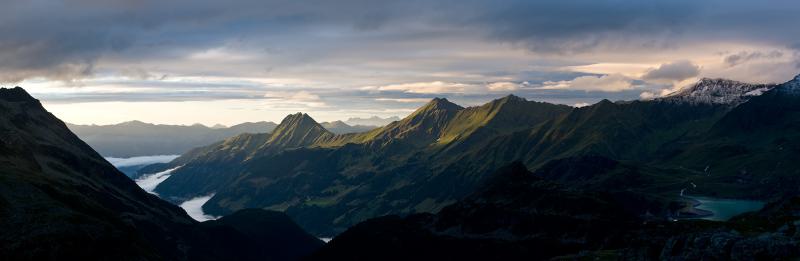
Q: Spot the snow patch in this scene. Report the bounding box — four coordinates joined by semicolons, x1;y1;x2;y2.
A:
660;78;775;105
744;87;771;96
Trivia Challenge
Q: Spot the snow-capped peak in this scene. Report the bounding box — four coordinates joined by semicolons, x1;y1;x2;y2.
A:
777;74;800;95
659;78;776;105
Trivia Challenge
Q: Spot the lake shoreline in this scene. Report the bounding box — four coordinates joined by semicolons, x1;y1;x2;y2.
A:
677;195;765;221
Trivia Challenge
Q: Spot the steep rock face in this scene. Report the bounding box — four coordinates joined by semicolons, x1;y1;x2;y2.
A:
659;78;776;105
0;87;322;260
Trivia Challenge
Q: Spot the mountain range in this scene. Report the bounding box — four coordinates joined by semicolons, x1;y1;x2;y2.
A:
0;87;323;260
67;121;278;157
142;74;800;237
342;116;401;127
4;72;800;259
67;117;381;158
68;118;379;159
319;121;377;134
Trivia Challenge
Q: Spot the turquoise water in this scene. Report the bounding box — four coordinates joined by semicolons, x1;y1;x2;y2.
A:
689;196;765;221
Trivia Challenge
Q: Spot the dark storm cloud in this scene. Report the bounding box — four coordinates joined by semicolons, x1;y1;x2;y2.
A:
2;0;800;83
724;51;785;67
0;0;419;82
448;0;696;53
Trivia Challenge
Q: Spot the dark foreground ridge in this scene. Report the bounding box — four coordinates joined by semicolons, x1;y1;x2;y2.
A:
0;87;322;260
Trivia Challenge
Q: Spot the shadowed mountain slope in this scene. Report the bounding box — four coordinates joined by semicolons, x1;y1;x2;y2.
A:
312;162;800;260
0;87;322;260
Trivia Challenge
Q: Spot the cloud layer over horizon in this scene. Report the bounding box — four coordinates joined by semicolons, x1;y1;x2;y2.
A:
3;0;800;125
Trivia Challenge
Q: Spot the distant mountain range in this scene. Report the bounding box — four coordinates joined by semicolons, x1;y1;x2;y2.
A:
343;116;400;127
67;121;278;157
0;87;323;259
68;119;380;158
319;121;377;134
143;74;800;237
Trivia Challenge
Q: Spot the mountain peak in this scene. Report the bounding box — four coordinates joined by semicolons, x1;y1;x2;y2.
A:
326;120;349;128
265;112;332;149
660;78;775;105
417;97;463;113
276;112;324;129
0;86;36;102
404;97;463;125
362;97;463;147
502;94;524;100
283;112;307;120
492;94;527;105
119;120;151;127
776;73;800;94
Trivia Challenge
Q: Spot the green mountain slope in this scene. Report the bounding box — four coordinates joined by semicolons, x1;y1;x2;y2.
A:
146;75;800;236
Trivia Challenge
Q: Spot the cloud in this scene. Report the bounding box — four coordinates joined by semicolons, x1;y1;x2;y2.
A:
487;81;520;91
179;194;220;222
723;51;784;67
105;155;180;167
639;91;657;100
5;0;800;126
135;166;181;195
371;81;477;94
367;81;523;94
3;0;800;84
541;74;634;92
375;98;432;103
641;60;701;82
263;90;327;108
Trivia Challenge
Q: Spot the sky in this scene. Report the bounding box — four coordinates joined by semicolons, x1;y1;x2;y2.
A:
3;0;800;125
